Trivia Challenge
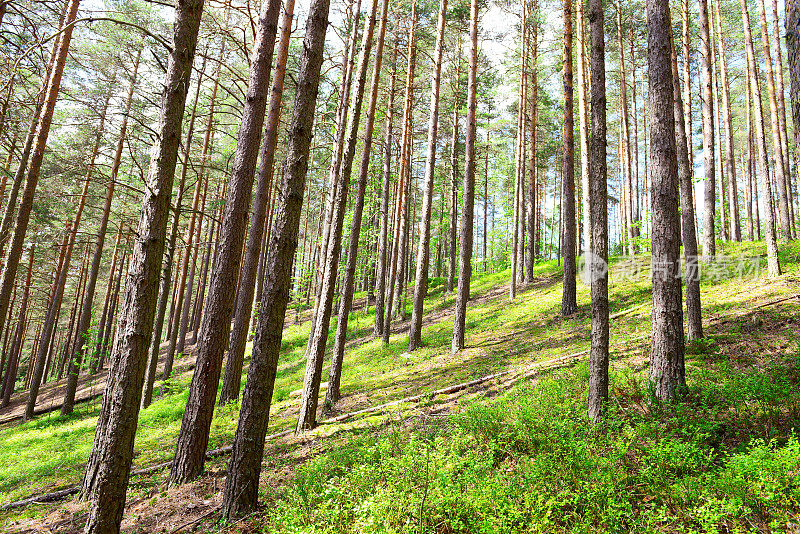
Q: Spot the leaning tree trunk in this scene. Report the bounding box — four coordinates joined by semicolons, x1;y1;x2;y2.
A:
1;243;32;407
297;0;378;432
713;0;741;242
220;0;296;406
587;0;609;423
170;0;283;486
89;226;122;375
670;30;703;342
648;0;685;401
451;0;478;353
62;53;140;416
162;56;207;381
220;0;332;517
0;0;80;373
789;0;800;211
757;0;793;240
79;0;205;530
561;0;577;316
699;0;716;256
408;0;447;351
741;0;782;276
326;0;390;405
373;44;397;337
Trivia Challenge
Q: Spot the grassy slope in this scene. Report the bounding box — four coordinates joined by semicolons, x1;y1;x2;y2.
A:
1;240;799;533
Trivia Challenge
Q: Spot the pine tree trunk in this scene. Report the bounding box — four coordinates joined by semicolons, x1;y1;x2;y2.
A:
451;0;478;353
220;0;296;406
447;92;459;294
79;0;205;529
373;45;397;337
773;0;795;237
527;6;539;275
90;227;122;375
741;0;782;276
221;0;332;517
326;0;390;404
170;0;283;485
62;54;140;416
1;243;32;407
561;0;577;316
757;0;793;240
408;0;447;351
297;0;379;431
670;30;703;342
588;0;609;423
163;57;206;380
699;0;716;256
713;0;741;242
0;0;80;368
790;0;800;221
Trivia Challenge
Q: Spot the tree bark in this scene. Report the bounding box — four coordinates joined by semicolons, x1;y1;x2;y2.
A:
699;0;716;256
170;0;283;485
297;0;379;431
451;0;478;353
0;0;80;377
62;53;140;416
713;0;740;242
670;30;703;342
373;44;398;337
79;0;205;530
221;0;332;517
790;0;800;229
1;243;32;407
561;0;577;316
757;0;793;240
588;0;609;423
220;0;296;406
648;0;685;401
326;0;389;404
741;0;782;276
576;0;589;267
408;0;447;350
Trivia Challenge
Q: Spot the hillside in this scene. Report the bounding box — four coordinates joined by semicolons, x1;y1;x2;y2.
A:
0;241;798;533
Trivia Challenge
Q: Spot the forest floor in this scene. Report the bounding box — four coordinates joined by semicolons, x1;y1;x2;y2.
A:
1;240;799;533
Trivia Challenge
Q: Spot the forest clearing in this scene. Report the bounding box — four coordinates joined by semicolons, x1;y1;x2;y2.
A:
0;0;799;531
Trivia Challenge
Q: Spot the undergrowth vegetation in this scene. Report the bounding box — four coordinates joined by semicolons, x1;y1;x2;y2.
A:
259;351;800;533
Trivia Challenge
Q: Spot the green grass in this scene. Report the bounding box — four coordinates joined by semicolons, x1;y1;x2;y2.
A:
1;239;799;533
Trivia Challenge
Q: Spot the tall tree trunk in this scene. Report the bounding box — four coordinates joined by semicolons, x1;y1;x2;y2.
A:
699;0;716;256
617;1;634;254
1;243;32;407
773;0;795;237
527;5;540;277
741;0;782;276
326;0;389;404
714;0;741;242
648;0;686;401
79;0;205;530
220;0;332;517
0;0;80;370
561;0;577;316
451;0;478;353
789;0;800;225
588;0;609;422
373;44;397;337
670;30;703;342
382;12;417;342
297;0;379;432
757;0;793;240
170;0;283;485
447;90;459;294
62;53;140;416
220;0;296;406
163;55;207;380
408;0;447;351
577;1;589;262
90;226;122;375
